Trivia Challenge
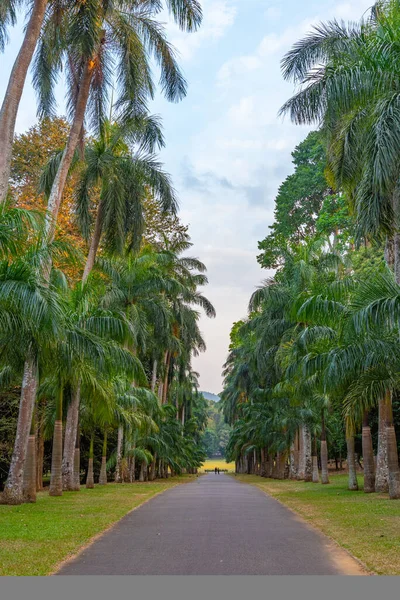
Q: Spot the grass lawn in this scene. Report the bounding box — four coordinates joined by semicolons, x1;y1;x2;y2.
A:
233;473;400;575
0;476;195;576
200;458;236;472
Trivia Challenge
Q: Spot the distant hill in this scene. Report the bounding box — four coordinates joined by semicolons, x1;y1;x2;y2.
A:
201;391;220;402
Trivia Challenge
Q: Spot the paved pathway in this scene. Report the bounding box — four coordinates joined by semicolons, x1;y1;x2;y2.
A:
57;474;363;575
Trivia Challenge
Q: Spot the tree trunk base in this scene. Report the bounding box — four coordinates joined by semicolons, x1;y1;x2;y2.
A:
86;458;94;488
376;398;389;493
0;487;25;505
320;440;329;484
389;472;400;499
72;448;80;491
23;435;37;503
49;420;63;497
98;456;107;485
387;425;400;499
312;456;319;483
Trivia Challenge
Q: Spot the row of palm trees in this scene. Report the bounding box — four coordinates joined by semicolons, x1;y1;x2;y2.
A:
1;199;214;504
221;0;400;500
0;0;213;504
221;241;400;499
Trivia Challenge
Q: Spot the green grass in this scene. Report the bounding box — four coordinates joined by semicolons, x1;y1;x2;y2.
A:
200;458;236;472
0;477;195;576
233;473;400;575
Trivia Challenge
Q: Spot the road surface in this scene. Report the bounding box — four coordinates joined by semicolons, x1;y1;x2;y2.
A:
57;473;364;575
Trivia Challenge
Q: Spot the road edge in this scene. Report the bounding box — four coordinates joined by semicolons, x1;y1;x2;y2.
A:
230;474;373;576
50;477;195;576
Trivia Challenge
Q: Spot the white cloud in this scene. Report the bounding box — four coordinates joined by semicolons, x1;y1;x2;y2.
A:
178;1;374;391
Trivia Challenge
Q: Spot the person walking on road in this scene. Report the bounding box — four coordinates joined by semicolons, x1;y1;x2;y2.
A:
214;467;217;474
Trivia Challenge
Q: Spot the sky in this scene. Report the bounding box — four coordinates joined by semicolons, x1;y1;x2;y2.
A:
1;0;374;394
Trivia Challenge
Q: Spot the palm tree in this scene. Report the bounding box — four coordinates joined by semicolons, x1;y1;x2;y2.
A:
0;236;64;504
0;0;48;204
45;277;142;495
279;1;400;278
71;115;176;282
34;0;202;242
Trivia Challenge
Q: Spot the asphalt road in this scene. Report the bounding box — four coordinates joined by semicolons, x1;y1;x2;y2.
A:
57;473;362;575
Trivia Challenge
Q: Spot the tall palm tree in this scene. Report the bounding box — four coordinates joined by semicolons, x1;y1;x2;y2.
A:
279;1;400;278
34;0;202;242
71;115;176;282
0;237;64;504
0;0;49;204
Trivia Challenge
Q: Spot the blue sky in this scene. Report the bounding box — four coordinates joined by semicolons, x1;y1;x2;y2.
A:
1;0;373;393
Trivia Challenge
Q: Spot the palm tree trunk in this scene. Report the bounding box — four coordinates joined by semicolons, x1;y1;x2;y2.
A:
130;453;136;482
157;382;163;403
264;447;269;477
23;414;37;503
260;447;265;477
320;410;329;484
151;359;157;392
303;425;312;482
268;453;274;477
346;435;359;491
36;420;44;491
149;453;157;481
162;351;170;405
62;385;80;491
282;451;289;478
275;452;282;479
139;461;145;482
0;0;48;204
73;426;81;491
384;393;400;499
312;436;319;483
362;411;375;493
392;191;400;284
23;434;37;503
49;387;63;496
2;352;38;504
98;430;108;485
297;425;305;480
82;198;104;283
115;425;123;483
45;61;93;242
86;434;95;488
293;430;300;479
376;394;390;492
289;440;296;479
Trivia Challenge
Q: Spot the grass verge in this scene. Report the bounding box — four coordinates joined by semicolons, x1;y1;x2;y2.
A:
233;473;400;575
0;476;195;576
